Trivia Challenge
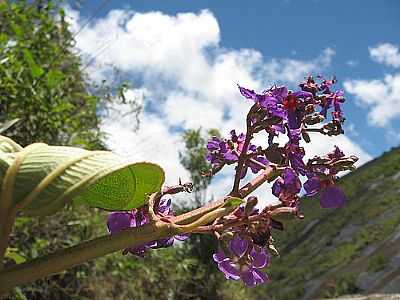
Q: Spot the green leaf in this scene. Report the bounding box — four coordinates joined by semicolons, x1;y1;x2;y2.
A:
0;135;23;153
5;248;26;264
221;197;244;208
46;70;64;88
23;49;44;78
0;136;165;216
10;23;23;38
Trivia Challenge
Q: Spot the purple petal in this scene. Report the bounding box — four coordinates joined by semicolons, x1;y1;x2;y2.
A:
304;176;321;196
252;269;269;286
335;89;344;97
157;198;172;215
249;156;269;174
223;151;238;162
238;85;257;100
272;86;288;102
288;110;303;129
272;123;286;134
175;234;189;241
152;238;174;249
320;185;347;208
207;138;221;151
288;152;307;176
241;270;256;287
248;144;257;152
272;179;283;197
218;261;241;280
213;250;228;263
107;212;132;234
132;210;148;227
259;96;277;108
250;248;269;269
270;106;287;119
230;235;249;258
293;90;313;98
283;168;297;185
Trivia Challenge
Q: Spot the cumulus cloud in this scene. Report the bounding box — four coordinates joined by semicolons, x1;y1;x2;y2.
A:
263;47;336;83
344;74;400;127
65;7;371;202
369;43;400;68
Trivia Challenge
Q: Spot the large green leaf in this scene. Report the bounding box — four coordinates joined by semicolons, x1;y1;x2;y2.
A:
0;136;165;216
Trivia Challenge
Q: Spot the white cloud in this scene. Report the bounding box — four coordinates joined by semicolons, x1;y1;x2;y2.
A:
303;133;371;166
369;43;400;68
263;48;335;83
65;7;371;204
344;74;400;127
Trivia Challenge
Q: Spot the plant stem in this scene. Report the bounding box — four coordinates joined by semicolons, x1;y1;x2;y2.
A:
173;165;279;225
0;220;178;295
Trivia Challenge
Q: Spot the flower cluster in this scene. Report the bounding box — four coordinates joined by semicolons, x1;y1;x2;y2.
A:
205;75;358;285
207;75;356;210
213;234;270;287
107;198;187;256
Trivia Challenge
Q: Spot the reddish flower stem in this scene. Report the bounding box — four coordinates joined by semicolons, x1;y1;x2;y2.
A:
230;104;258;196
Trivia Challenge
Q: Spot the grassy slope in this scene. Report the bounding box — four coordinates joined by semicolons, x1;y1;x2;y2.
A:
252;147;400;300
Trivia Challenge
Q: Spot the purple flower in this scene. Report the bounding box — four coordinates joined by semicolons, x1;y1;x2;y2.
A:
303;174;321;197
107;198;187;256
328;145;345;161
238;85;287;119
213;235;270;287
238;85;257;100
321;89;345;121
320;185;347;208
241;143;269;177
286;129;307;175
272;168;302;202
206;136;238;167
299;76;319;95
319;76;337;94
283;91;312;129
230;130;246;152
267;123;286;145
248;155;269;174
303;175;347;208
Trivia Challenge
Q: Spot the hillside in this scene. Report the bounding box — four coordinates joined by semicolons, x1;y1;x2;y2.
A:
253;147;400;300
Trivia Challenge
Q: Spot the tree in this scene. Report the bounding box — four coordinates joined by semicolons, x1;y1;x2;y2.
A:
179;128;219;204
0;0;103;148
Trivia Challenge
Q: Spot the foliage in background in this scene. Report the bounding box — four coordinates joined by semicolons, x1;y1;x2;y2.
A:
0;0;105;148
179;128;219;204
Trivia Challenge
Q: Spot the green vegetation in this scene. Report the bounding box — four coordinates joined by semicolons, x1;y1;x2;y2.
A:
0;0;103;148
368;254;388;273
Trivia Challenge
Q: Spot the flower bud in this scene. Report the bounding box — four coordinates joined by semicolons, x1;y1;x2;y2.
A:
244;196;258;215
301;131;311;143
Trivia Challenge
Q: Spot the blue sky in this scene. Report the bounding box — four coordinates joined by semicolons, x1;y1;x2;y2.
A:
66;1;400;197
